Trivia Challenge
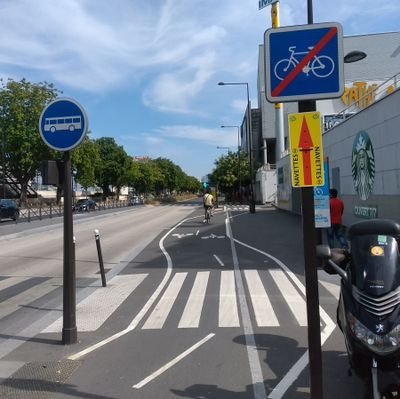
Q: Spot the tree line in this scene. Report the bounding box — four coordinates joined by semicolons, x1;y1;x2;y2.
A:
209;150;255;202
0;79;200;203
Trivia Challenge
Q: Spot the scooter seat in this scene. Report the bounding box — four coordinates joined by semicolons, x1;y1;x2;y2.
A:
347;219;400;240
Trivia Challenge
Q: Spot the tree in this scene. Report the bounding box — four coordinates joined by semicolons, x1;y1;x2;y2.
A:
0;78;60;203
135;160;164;194
94;137;130;200
210;151;250;201
71;137;100;191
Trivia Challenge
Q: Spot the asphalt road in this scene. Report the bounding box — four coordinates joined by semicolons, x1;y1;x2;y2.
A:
0;201;368;398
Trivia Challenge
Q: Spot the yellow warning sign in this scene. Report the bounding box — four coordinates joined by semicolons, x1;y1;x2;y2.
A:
288;112;324;188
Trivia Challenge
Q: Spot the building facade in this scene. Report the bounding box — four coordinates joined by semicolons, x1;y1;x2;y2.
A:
251;31;400;208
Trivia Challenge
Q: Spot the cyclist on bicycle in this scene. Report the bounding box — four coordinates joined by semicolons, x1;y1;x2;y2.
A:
203;188;214;223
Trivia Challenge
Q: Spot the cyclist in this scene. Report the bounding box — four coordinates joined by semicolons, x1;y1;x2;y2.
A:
203;188;214;223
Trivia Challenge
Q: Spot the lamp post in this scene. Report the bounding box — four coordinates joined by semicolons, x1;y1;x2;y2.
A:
221;125;241;203
218;82;255;213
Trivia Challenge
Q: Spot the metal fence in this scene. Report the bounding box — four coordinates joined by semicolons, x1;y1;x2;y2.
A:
16;200;137;223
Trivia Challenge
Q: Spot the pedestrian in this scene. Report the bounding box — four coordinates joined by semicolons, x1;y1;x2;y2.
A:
327;188;348;249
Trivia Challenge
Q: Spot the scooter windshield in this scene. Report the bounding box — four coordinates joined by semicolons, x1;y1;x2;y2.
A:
350;234;400;296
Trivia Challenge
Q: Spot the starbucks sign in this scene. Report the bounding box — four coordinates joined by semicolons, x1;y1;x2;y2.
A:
351;131;375;200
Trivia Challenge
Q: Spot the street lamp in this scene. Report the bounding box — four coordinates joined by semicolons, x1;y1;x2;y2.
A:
344;50;367;63
221;125;241;203
218;82;256;213
216;146;231;150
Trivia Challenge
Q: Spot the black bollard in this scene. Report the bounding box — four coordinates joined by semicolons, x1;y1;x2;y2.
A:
94;229;107;287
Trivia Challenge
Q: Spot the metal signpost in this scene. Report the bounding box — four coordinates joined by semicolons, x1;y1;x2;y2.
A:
265;10;344;396
39;97;88;344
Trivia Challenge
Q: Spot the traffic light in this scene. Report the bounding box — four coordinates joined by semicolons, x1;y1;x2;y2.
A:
202;181;208;189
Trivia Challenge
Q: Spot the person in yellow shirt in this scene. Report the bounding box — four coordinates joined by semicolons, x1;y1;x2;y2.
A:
203;188;214;223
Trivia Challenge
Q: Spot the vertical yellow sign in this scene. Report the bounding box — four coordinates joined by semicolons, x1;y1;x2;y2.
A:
288;112;324;187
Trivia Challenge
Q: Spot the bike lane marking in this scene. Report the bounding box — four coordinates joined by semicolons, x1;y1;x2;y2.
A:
132;333;215;389
69;215;200;361
271;26;338;97
233;237;336;399
225;215;267;399
213;254;225;266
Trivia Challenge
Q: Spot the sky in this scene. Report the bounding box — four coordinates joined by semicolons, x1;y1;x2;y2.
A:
0;0;398;180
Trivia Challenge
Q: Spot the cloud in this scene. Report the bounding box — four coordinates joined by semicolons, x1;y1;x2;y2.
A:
154;125;238;147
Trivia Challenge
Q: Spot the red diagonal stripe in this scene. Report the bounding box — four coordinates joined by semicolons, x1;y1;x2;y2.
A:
271;27;337;97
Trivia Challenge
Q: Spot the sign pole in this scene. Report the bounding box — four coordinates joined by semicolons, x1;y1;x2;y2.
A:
62;150;77;344
298;1;323;397
271;2;285;161
39;97;88;345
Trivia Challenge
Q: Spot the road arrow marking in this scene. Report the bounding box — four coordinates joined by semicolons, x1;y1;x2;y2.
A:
201;233;225;240
172;233;194;239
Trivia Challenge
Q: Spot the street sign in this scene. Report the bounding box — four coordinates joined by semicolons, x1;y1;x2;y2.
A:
264;22;344;102
39;98;88;151
314;158;331;228
259;0;278;10
288;112;324;187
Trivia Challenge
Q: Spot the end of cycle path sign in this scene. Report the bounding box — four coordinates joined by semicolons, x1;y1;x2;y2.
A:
39;98;88;151
289;112;324;188
264;22;344;103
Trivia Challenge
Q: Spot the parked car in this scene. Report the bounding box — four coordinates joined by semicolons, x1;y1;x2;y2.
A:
0;199;19;221
73;198;97;212
128;196;144;206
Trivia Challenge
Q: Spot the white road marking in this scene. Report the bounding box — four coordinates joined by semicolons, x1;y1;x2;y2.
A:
226;216;266;399
201;233;225;240
178;271;209;329
133;333;215;389
244;270;279;327
0;276;30;291
69;216;199;361
319;279;340;300
172;233;194;239
142;273;187;329
0;278;60;320
43;274;147;332
269;269;307;326
232;236;336;399
213;254;224;266
219;270;240;327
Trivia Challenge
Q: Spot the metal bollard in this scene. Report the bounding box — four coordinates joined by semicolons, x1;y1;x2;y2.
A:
94;229;107;287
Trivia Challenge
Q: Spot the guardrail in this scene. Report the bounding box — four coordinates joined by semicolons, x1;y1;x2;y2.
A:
15;200;138;223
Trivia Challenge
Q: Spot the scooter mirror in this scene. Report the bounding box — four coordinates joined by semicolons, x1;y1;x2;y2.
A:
316;245;332;260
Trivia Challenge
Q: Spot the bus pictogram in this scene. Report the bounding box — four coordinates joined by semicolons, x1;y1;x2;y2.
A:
44;115;82;133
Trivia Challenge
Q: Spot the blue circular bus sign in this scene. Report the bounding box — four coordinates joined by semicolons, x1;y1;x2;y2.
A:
39;97;88;151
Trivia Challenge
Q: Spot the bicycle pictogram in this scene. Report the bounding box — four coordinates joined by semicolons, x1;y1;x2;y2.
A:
274;46;335;81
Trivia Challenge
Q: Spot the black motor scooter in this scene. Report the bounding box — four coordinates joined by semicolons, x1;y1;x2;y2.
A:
317;219;400;398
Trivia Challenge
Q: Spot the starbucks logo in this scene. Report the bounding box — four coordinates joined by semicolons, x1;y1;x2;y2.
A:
351;131;375;200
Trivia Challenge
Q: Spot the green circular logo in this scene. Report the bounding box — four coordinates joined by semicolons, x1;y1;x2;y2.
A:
351;131;375;200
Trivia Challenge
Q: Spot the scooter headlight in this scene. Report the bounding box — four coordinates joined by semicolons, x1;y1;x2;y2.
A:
347;312;400;354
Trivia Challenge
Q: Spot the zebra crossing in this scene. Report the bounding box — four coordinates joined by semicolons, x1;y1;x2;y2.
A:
0;269;339;334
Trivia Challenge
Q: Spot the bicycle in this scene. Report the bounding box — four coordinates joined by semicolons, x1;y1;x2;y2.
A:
205;206;212;224
274;46;335;81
